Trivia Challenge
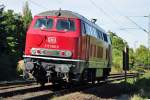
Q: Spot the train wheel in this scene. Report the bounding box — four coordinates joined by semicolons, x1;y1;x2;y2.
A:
103;68;110;80
86;68;96;84
81;69;88;83
92;69;96;84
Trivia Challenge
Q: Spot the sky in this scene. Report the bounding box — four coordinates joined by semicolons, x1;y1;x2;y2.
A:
1;0;150;49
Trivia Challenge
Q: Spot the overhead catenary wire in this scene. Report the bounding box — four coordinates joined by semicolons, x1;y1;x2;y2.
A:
125;16;148;33
89;0;144;33
28;0;63;12
88;0;122;27
103;0;150;52
103;0;148;33
28;0;49;10
127;16;147;17
101;0;135;29
119;28;139;30
88;0;108;18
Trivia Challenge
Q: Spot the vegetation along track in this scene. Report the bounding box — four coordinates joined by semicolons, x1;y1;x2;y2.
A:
0;73;140;100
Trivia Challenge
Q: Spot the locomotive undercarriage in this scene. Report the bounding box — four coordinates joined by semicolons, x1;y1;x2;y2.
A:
24;58;111;86
24;58;81;86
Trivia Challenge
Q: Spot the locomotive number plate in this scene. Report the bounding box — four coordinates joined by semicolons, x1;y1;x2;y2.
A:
44;44;59;49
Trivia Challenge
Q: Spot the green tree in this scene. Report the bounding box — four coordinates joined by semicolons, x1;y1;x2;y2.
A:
135;45;150;68
0;5;6;55
0;9;25;80
2;10;24;56
109;31;127;50
108;31;128;72
22;1;32;31
129;48;135;68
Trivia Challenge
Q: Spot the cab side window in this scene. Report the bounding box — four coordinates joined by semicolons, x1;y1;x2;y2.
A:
81;20;86;35
103;33;108;42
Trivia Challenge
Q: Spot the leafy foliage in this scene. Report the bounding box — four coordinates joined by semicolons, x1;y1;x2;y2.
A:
3;10;24;56
0;2;32;81
135;45;150;68
0;6;6;54
129;48;135;68
22;1;32;31
109;31;150;72
109;31;128;72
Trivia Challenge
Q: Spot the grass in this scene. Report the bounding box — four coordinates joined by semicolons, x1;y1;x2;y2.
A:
112;69;150;99
127;70;150;99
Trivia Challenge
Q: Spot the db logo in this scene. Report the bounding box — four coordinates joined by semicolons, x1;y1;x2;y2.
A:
48;37;57;44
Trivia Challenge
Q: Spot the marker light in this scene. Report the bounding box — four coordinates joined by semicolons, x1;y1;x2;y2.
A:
31;48;36;55
65;51;72;57
36;49;41;54
60;51;65;56
59;50;72;57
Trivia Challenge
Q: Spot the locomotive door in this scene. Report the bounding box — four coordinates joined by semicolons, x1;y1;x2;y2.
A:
79;34;90;60
85;35;90;61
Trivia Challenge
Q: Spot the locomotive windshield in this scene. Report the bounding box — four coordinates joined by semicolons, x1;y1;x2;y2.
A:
34;18;53;29
56;19;75;31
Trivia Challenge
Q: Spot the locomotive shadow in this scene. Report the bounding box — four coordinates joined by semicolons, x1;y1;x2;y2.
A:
45;82;135;100
21;82;135;100
80;82;136;99
81;77;150;99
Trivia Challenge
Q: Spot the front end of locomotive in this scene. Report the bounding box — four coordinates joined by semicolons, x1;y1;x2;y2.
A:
23;11;81;86
23;48;77;85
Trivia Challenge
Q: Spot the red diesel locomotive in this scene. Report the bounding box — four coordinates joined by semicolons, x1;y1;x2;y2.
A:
23;10;112;86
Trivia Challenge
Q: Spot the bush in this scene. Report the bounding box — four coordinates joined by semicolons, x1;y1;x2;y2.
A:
131;94;146;100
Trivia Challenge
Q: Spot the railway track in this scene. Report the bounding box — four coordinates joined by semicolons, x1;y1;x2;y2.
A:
0;79;35;86
0;73;140;100
0;80;35;90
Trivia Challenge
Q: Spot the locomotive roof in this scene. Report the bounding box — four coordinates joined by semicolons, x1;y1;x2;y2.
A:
37;10;106;33
38;10;83;18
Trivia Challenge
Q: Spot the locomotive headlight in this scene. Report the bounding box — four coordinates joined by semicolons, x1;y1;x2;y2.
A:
59;50;72;57
65;51;72;57
30;48;36;55
36;49;42;54
25;62;34;71
59;51;65;56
